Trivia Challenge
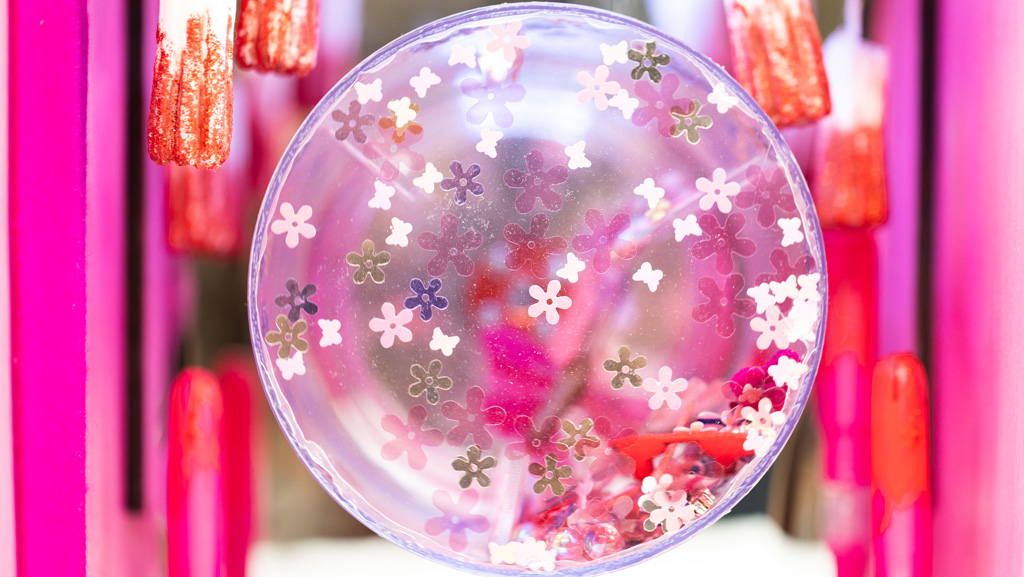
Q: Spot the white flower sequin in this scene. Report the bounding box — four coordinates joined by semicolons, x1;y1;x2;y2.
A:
747;282;776;314
368;302;413;348
270;202;316;248
642;366;688;410
528;280;572;325
741;397;786;435
696;168;740;213
751;306;792;350
767;355;808;390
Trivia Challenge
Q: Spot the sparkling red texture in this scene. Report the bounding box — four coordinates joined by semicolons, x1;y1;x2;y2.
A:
148;10;235;169
723;0;831;127
813;124;888;228
236;0;319;76
167;164;242;256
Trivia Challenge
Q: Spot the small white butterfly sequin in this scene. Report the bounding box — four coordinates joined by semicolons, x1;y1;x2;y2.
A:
609;89;640;119
600;40;629;65
368;180;395;210
673;214;702;241
746;282;776;314
564;141;591;170
387;97;417;128
386;217;413;247
317;319;342;347
556;253;586;283
632;262;664;292
353;79;382;105
770;275;800;303
476;129;503;158
707;82;739;114
409;66;440;98
779;217;804;247
634;178;665;209
449;43;477;68
414;163;444;193
276;351;306;380
429;327;460;357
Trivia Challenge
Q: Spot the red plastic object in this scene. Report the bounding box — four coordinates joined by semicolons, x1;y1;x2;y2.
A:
168;368;225;577
871;354;931;577
610;430;754;480
722;0;831;127
236;0;319;76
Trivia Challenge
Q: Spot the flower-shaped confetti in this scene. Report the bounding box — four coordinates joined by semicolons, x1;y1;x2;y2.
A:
378;109;423;144
757;248;817;286
557;418;601;461
767;351;808;390
452;445;497;489
274;279;318;322
345;240;391;284
404;277;449;321
505;415;565;461
381;404;444;470
487;21;530;62
368;302;414;348
577;65;620;110
528;280;572;325
408;359;454;405
318;319;342;347
697;168;740;213
741;397;786;435
722;364;789;412
461;77;526;128
514;537;557;571
441;386;507;450
692;274;756;337
670;100;713;144
751;305;792;350
503;213;568;278
735;166;797;229
425;490;489;552
628;41;671;83
265;314;309;359
690;213;756;275
441;160;485;205
571;209;637;273
642;366;689;410
642;491;696;533
586;416;637;480
503;149;570;214
528;453;573;496
362;124;426;182
603;346;648;389
417;213;484;277
632;74;689;137
331;100;374;143
270;203;316;248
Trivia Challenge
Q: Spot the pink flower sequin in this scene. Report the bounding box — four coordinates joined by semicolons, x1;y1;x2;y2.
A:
380;405;444;470
441;386;507;450
504;213;568;278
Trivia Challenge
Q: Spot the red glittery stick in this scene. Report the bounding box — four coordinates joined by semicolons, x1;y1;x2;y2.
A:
236;0;319;76
147;0;236;169
723;0;831;127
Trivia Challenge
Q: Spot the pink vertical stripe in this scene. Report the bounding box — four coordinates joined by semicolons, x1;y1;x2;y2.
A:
934;2;1024;576
9;1;88;576
0;0;16;574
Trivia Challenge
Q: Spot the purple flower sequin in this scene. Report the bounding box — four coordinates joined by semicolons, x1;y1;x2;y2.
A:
503;149;570;213
735;166;797;228
331;100;374;143
274;279;318;322
690;213;757;275
505;415;565;461
692;274;756;337
380;405;444;470
441;386;507;450
461;77;526;128
570;209;637;274
441;160;484;205
504;213;568;278
404;278;449;321
756;248;816;286
361;124;426;182
632;74;689;137
424;490;489;552
417;213;484;277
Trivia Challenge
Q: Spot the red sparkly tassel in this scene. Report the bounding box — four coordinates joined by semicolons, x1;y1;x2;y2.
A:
723;0;831;127
167;164;244;256
236;0;319;76
811;21;888;228
148;0;236;169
